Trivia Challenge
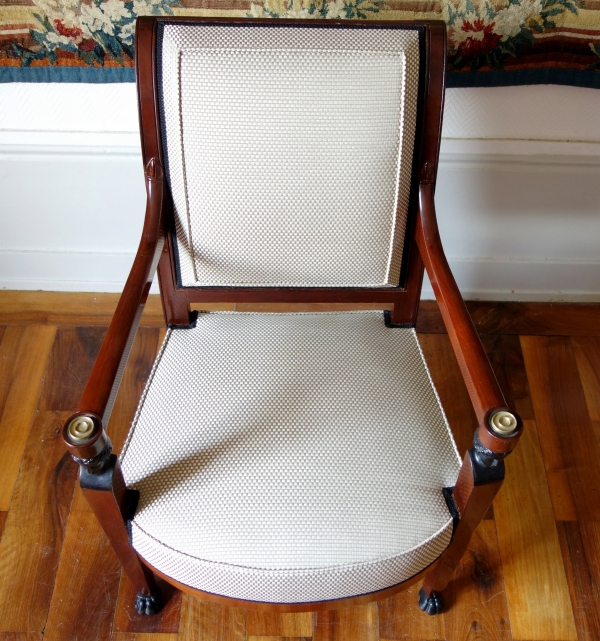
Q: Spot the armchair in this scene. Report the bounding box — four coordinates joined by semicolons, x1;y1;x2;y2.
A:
62;17;522;616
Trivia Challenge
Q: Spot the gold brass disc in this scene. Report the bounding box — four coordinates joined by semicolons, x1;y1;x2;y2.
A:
67;415;96;443
490;410;518;435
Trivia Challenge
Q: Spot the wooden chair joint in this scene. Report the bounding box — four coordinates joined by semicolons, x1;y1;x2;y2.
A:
62;412;113;474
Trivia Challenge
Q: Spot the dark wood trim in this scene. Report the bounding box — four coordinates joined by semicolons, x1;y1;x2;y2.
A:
416;182;522;456
141;555;440;613
70;161;165;429
80;455;158;602
423;450;504;597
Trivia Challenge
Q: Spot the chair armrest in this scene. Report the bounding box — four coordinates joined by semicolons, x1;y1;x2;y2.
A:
416;181;521;457
62;158;166;466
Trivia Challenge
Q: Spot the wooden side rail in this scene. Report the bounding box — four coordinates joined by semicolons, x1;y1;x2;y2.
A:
61;158;166;464
59;157;167;616
416;181;522;457
416;179;523;615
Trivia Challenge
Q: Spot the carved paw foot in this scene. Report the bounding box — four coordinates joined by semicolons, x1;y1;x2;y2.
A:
135;592;162;615
418;587;444;615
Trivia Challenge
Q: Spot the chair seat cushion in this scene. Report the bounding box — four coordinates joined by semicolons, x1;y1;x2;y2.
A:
120;311;461;604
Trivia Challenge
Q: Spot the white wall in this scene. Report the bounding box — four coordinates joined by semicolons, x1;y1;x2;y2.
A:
1;83;599;300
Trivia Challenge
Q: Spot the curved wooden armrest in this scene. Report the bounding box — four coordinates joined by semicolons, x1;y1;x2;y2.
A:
62;158;166;461
416;181;522;456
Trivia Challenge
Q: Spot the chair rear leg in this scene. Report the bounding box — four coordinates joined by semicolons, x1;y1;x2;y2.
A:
79;453;162;615
420;448;505;615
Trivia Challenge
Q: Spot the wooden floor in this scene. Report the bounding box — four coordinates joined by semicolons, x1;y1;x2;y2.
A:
0;292;599;641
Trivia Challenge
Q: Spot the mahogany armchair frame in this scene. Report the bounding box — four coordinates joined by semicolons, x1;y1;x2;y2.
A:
61;17;522;616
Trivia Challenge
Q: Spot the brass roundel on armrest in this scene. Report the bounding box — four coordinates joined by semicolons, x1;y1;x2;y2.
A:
67;415;97;443
489;410;518;436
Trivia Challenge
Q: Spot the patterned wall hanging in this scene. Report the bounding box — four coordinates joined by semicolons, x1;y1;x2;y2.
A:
1;0;599;86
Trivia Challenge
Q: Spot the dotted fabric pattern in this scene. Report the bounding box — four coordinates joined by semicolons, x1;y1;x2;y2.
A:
159;24;420;288
120;311;461;603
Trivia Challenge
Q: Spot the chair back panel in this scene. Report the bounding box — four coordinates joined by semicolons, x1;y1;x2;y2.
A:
157;23;421;288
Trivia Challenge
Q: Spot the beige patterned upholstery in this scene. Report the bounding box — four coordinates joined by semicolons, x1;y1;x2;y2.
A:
121;312;461;603
158;23;420;288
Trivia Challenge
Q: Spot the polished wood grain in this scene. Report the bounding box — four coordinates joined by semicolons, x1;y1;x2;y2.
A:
0;512;6;541
572;337;600;441
0;292;164;327
378;582;444;640
43;510;122;641
0;325;56;510
113;635;179;641
38;326;106;411
246;613;314;637
178;597;246;641
521;336;600;522
557;520;600;641
0;305;598;639
313;604;379;641
494;419;576;641
441;520;511;641
0;412;76;632
417;300;600;336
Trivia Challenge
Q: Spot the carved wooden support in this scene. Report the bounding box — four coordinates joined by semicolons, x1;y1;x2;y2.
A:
80;454;162;614
420;447;505;614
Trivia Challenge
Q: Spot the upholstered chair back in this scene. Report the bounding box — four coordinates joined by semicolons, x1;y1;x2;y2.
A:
158;22;421;288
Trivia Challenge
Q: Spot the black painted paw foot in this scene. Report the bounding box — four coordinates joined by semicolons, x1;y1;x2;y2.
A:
135;592;162;615
419;587;444;615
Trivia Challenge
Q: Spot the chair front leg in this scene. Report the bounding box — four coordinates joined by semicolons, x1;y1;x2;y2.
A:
63;415;162;615
419;445;506;615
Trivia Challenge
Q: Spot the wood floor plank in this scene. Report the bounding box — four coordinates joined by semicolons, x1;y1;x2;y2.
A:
482;335;576;640
246;612;314;637
417;301;600;336
178;596;246;641
521;336;600;521
378;581;444;640
0;291;165;327
0;326;5;344
494;420;576;641
442;520;512;641
0;512;6;541
246;637;312;641
418;333;478;457
0;411;77;633
110;632;179;641
43;511;121;641
313;604;378;641
0;325;56;510
0;634;43;641
557;521;600;641
572;337;600;443
38;326;106;411
113;574;181;635
112;635;179;641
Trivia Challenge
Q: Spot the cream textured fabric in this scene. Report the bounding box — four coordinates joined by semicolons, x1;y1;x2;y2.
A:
121;311;461;603
159;24;420;288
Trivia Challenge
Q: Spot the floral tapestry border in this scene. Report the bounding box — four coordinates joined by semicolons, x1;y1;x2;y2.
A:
1;0;599;87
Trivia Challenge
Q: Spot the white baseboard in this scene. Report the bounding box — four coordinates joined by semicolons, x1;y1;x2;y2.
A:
1;136;599;301
2;249;598;302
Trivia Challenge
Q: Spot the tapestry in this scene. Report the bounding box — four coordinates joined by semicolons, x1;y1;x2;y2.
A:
1;0;599;86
